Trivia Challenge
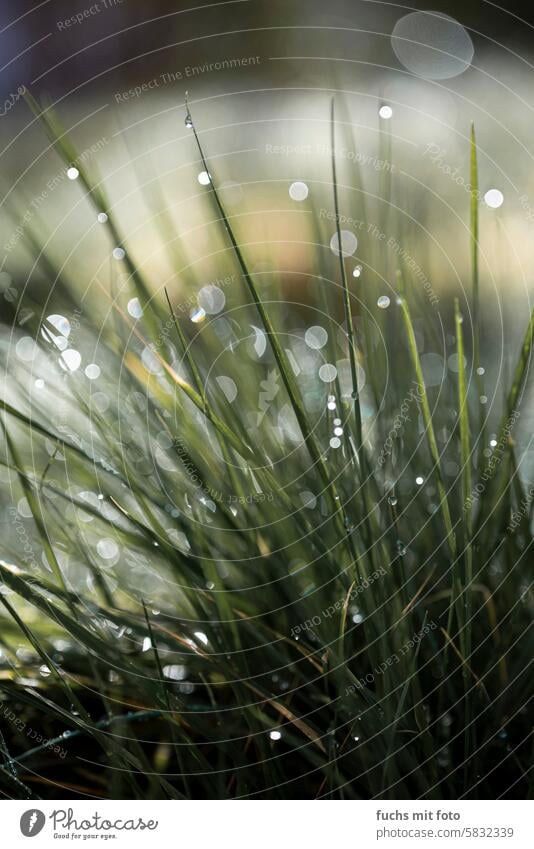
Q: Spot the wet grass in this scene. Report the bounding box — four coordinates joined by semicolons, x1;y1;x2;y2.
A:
0;94;531;800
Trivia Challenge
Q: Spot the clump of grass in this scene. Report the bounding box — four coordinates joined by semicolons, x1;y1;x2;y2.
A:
0;94;531;800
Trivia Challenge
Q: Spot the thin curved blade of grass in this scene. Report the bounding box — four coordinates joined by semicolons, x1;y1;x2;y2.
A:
24;92;156;323
0;562;164;679
330;99;388;584
11;709;162;768
330;99;365;462
0;762;38;799
476;307;534;534
94;277;253;459
0;588;91;728
397;273;457;560
0;564;219;795
381;611;429;791
161;290;250;511
452;298;472;648
185;98;357;546
1;418;68;594
0;730;16;780
470;124;486;449
142;602;195;798
454;298;474;766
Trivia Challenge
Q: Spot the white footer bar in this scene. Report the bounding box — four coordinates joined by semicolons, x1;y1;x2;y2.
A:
4;799;531;848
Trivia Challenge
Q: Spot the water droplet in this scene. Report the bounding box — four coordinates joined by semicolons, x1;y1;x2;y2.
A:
91;392;110;413
289;181;309;201
330;436;341;449
190;306;206;323
141;347;163;375
59;349;81;372
46;314;71;338
416;476;424;486
447;353;466;373
215;375;238;403
67;166;79;181
185;114;193;129
39;665;51;678
97;212;108;224
269;730;282;741
352;265;362;278
18;498;32;518
15;336;39;363
319;363;337;383
437;748;451;767
35;378;45;389
379;104;393;119
163;664;187;680
198;284;225;314
476;366;485;376
391;12;474;80
484;189;504;209
377;296;390;309
480;395;488;404
142;637;152;652
396;540;407;556
194;631;208;646
421;353;445;387
97;538;119;561
113;247;125;261
305;325;328;350
300;490;317;509
127;297;143;319
334;426;343;437
330;229;358;257
85;363;101;380
198;171;211;186
388;495;398;506
251;324;267;357
167;528;191;552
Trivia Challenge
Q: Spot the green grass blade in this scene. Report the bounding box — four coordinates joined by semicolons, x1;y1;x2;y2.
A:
454;298;474;765
397;273;457;559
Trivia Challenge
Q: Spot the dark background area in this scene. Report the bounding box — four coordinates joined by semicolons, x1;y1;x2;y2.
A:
2;0;534;101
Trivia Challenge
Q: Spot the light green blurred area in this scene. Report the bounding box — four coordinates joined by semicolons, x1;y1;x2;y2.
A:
1;3;533;483
3;61;534;306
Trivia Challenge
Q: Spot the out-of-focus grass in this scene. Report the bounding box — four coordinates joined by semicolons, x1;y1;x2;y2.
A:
0;94;531;800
